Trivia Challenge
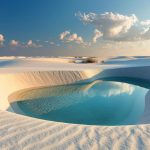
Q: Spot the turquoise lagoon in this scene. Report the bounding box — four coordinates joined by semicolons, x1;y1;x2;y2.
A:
10;80;148;126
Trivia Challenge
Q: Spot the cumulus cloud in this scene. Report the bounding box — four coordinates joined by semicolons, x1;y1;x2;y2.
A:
114;25;150;42
67;33;84;44
59;31;85;45
0;34;5;45
77;12;138;39
59;31;70;40
10;40;19;47
76;12;150;42
140;20;150;26
27;40;34;47
26;40;42;48
92;29;103;43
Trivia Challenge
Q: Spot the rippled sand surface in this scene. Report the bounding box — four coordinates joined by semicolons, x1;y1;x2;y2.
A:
0;111;150;150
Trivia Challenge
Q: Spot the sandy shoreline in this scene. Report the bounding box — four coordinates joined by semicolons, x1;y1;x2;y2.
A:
0;57;150;149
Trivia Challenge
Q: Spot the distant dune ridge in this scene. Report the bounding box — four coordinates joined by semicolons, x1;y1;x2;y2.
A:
0;56;150;149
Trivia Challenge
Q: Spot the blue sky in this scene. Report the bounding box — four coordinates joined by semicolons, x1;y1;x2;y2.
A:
0;0;150;56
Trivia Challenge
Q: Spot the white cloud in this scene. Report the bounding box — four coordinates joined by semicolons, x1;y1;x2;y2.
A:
141;20;150;26
50;41;60;46
77;11;150;42
10;40;19;47
27;40;33;46
92;29;103;43
60;31;85;45
0;34;5;45
67;33;84;44
26;40;42;48
59;31;70;40
77;12;137;39
50;41;55;45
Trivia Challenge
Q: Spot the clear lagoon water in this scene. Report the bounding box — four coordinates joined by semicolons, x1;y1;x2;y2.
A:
11;80;148;126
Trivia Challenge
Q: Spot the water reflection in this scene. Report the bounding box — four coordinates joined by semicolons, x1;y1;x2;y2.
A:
11;80;148;125
83;81;135;97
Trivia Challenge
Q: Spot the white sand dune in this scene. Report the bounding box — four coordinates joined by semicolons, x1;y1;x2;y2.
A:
0;57;150;150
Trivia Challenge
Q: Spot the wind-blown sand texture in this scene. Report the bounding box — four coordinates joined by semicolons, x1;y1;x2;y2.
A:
0;56;150;150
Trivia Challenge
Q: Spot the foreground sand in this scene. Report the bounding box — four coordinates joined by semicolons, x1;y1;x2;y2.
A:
1;110;150;150
0;56;150;150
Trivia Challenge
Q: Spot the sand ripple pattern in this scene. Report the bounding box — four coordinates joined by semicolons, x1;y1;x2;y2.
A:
0;111;150;150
